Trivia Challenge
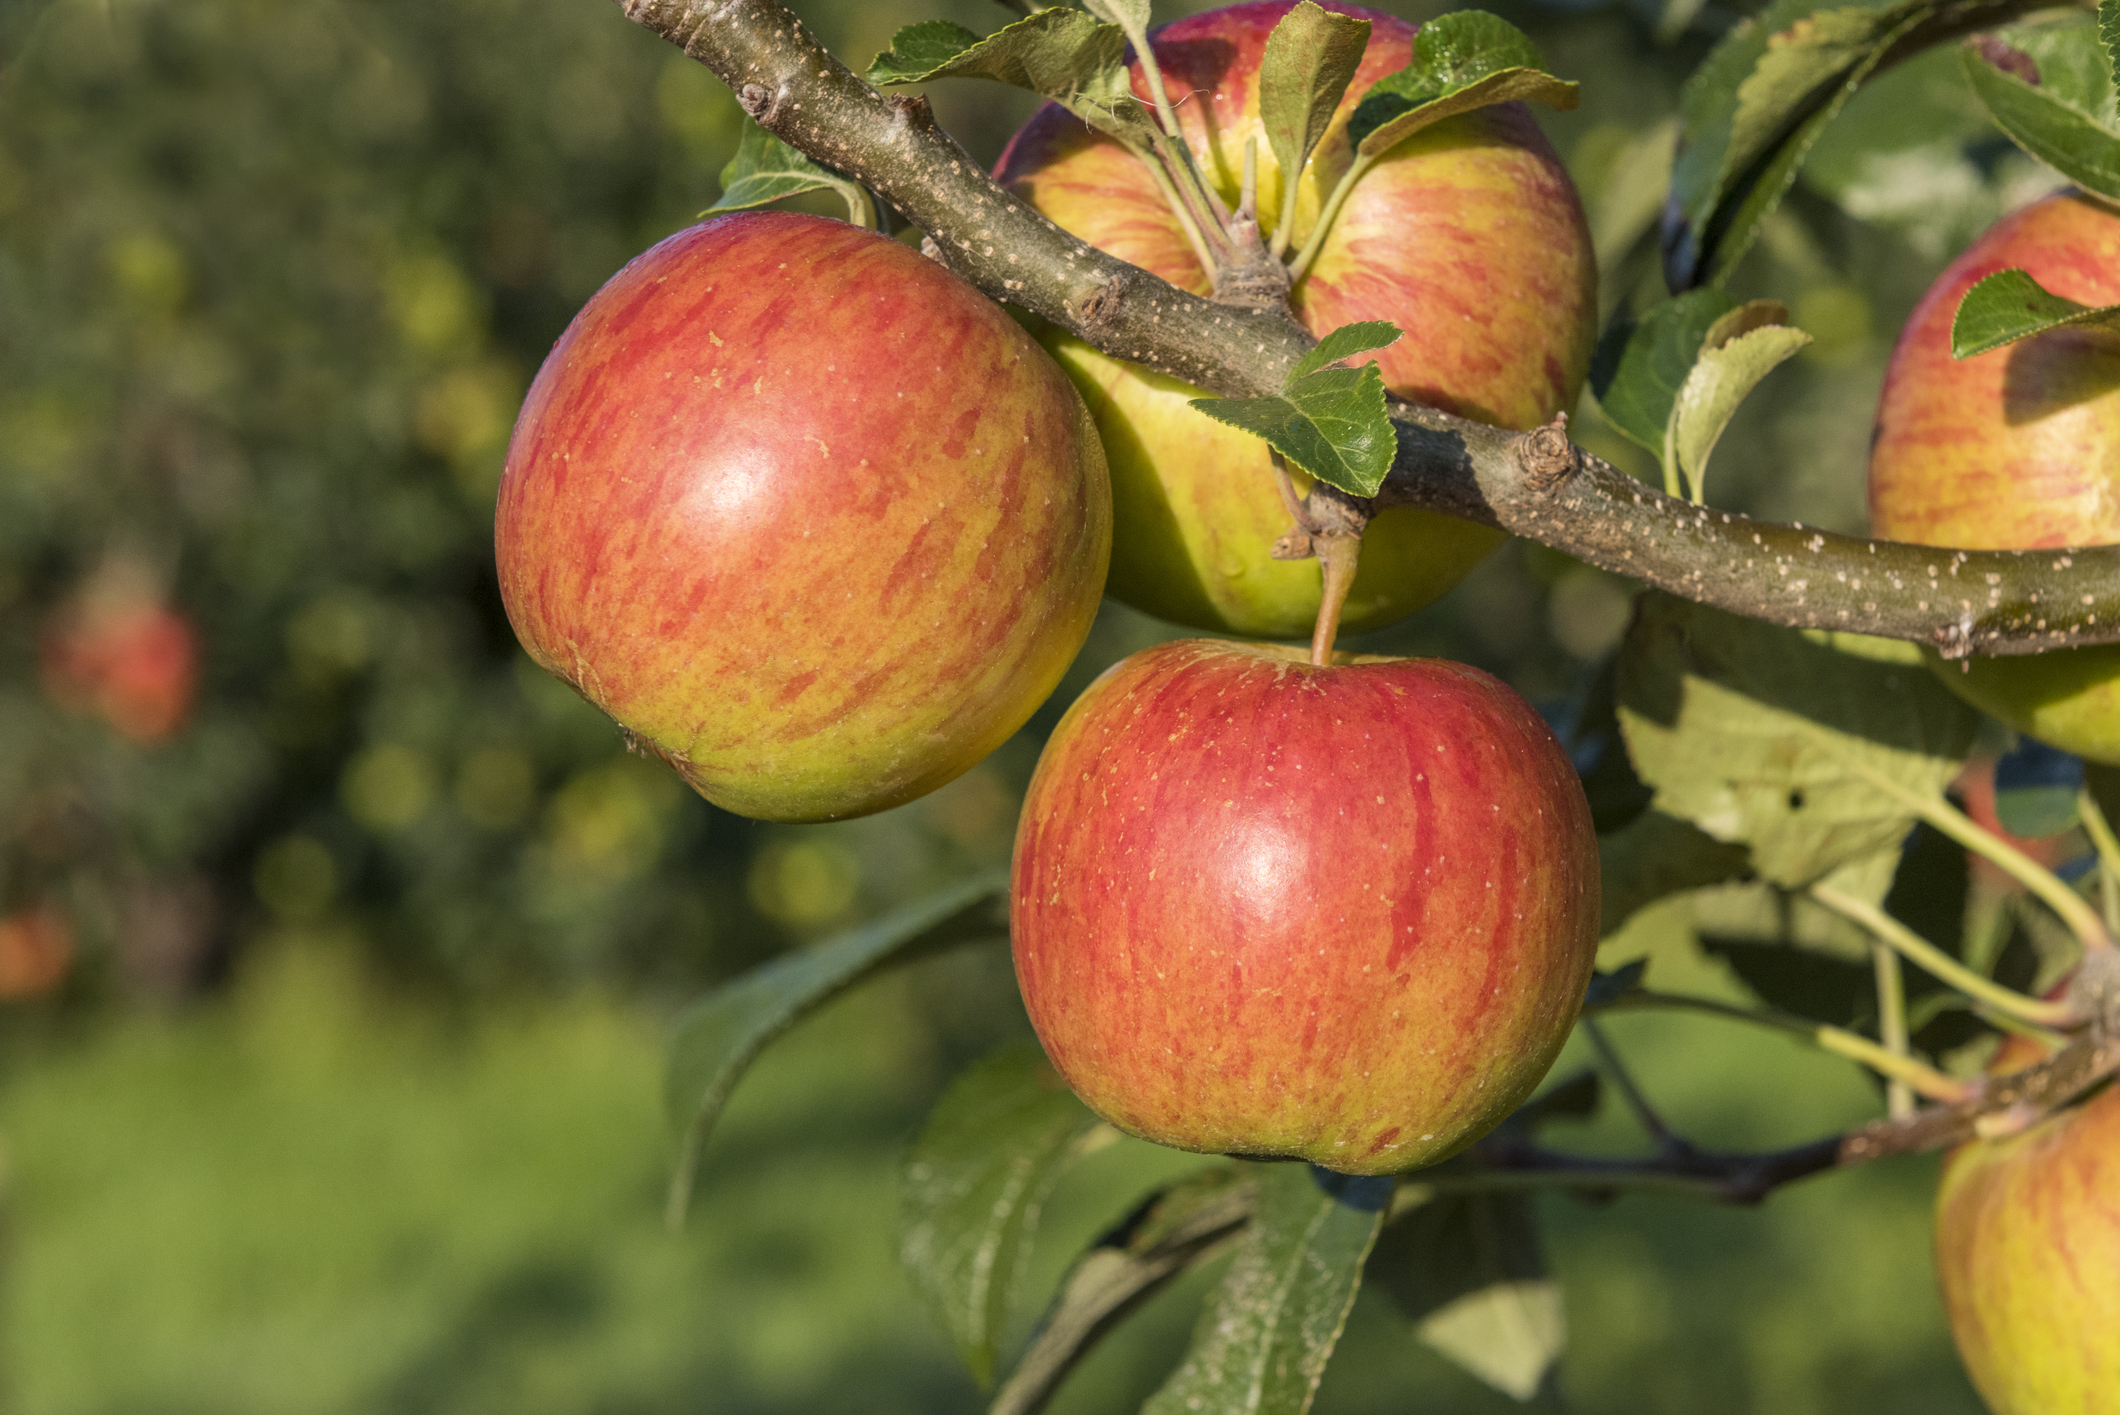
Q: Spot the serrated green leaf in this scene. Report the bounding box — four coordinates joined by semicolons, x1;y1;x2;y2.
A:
866;19;984;84
2008;18;2119;124
1588;289;1740;461
1616;595;1981;890
994;1167;1255;1415
1597;808;1753;936
864;7;1151;143
1369;1192;1564;1403
1188;360;1396;497
1950;267;2120;359
1261;2;1372;193
1669;308;1811;502
1348;11;1575;156
663;869;1008;1223
1079;0;1149;32
900;1046;1103;1389
2103;0;2120;84
1964;40;2120;204
1142;1164;1389;1415
1288;319;1402;383
708;119;874;225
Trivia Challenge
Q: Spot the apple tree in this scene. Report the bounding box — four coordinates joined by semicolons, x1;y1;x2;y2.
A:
506;0;2120;1410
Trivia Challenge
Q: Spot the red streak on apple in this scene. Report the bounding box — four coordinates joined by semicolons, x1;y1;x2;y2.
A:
1011;639;1599;1173
496;212;1111;822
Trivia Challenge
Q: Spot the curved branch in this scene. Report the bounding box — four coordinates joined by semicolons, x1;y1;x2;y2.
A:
612;0;2120;656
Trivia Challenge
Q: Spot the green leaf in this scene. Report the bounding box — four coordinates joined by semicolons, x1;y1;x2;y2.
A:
1588;289;1740;461
865;8;1151;143
1188;361;1396;497
662;869;1008;1224
994;1167;1255;1415
1079;0;1150;32
708;119;875;226
2103;0;2120;84
1616;595;1982;890
1369;1192;1564;1402
1950;267;2120;359
1288;319;1402;382
1597;808;1753;936
1348;11;1576;156
865;19;985;83
900;1046;1103;1388
1260;2;1373;189
1668;302;1812;502
1963;39;2120;205
1141;1164;1389;1415
1667;0;1926;288
2008;18;2119;124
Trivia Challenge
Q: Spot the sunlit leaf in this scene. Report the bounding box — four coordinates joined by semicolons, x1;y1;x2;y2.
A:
1616;596;1982;889
866;8;1152;142
1588;289;1740;461
663;869;1009;1223
1189;362;1395;497
1259;2;1372;188
1950;267;2120;359
1597;809;1752;936
1669;303;1812;502
708;119;873;226
900;1046;1103;1388
1141;1164;1390;1415
1288;319;1401;381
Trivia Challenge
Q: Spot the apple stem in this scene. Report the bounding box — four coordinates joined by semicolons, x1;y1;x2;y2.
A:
1871;942;1915;1121
1811;883;2083;1029
1286;152;1373;285
1310;532;1359;666
1141;149;1225;285
1848;759;2116;955
2077;785;2120;934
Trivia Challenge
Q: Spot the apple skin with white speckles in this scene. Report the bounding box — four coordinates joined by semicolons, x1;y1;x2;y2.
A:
495;211;1111;823
1009;638;1600;1174
994;0;1596;639
1934;1025;2120;1415
1870;192;2120;762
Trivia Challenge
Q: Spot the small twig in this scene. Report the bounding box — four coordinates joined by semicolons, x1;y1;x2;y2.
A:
1581;1017;1675;1146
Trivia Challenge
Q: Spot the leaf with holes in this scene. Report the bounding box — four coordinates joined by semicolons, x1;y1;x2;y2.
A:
900;1045;1105;1388
1616;596;1981;889
1951;267;2120;359
1369;1191;1565;1402
663;869;1008;1223
1141;1164;1390;1415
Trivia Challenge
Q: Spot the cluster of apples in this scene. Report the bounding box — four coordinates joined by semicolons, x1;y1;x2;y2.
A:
1869;193;2120;1415
495;0;1602;1175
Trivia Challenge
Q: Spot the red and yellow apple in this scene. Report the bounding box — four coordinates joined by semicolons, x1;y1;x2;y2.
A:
1870;192;2120;761
1934;1024;2120;1415
994;0;1596;639
496;211;1111;823
1009;638;1600;1174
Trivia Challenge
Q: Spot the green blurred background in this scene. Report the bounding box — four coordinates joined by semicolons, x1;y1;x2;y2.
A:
0;0;2044;1408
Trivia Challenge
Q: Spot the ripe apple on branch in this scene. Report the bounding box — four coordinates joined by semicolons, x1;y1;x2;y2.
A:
490;0;2120;1408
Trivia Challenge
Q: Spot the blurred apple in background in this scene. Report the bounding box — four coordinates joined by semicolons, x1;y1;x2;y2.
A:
40;557;199;744
1870;192;2120;762
0;905;74;1000
1010;638;1600;1175
495;211;1111;824
995;0;1596;640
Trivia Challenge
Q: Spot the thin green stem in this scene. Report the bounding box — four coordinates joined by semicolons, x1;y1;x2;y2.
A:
1141;150;1221;286
1120;14;1187;142
2076;786;2120;939
1592;989;1973;1103
1810;883;2080;1028
1872;941;1914;1120
1287;152;1372;285
1270;145;1302;261
1847;759;2114;954
1582;1017;1673;1143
